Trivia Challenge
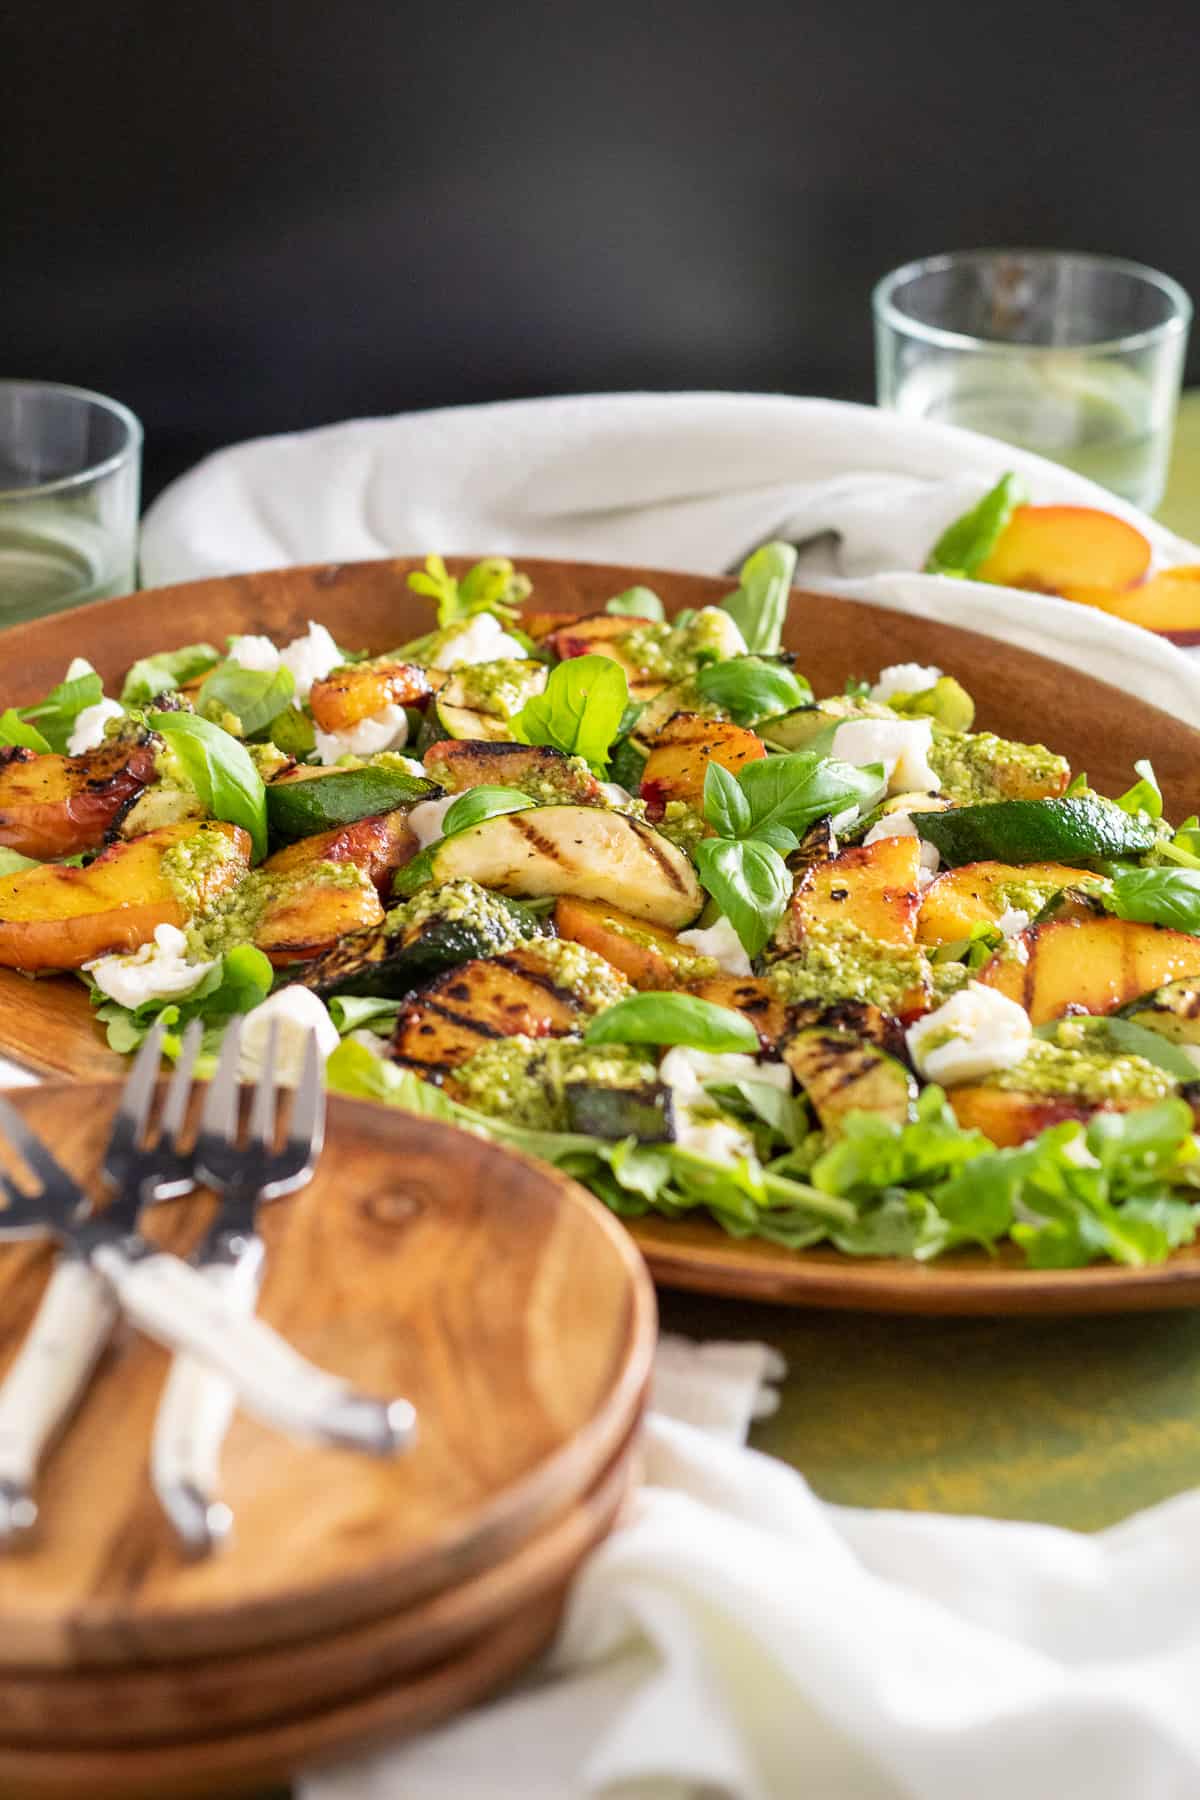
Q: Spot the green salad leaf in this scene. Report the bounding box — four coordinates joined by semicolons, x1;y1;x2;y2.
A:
924;472;1027;578
720;541;797;654
19;672;106;752
583;991;759;1053
327;994;403;1036
407;555;530;628
92;944;274;1056
149;711;268;861
695;656;812;724
1114;758;1163;821
197;662;296;736
0;709;52;753
511;654;629;773
0;847;40;877
605;587;665;621
439;786;536;836
1107;867;1200;934
121;643;220;706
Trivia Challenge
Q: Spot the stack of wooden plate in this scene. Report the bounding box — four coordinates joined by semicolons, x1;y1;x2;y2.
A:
0;1086;656;1799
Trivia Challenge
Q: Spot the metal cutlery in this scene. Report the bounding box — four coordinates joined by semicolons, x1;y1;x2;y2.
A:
0;1019;416;1550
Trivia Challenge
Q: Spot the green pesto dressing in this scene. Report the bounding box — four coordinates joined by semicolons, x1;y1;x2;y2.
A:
987;1034;1176;1103
616;608;739;683
184;858;369;958
385;878;529;947
160;827;246;913
657;800;708;855
766;920;929;1013
928;729;1069;804
516;937;629;1014
452;1036;657;1130
602;917;718;984
445;660;544;719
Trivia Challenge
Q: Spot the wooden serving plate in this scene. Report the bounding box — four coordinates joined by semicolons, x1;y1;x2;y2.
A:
0;1415;638;1748
2;556;1199;1316
0;1085;655;1669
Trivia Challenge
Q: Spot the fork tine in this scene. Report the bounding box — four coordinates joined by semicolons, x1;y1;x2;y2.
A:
106;1019;168;1160
247;1022;278;1148
160;1019;203;1148
201;1017;243;1145
288;1029;326;1167
0;1093;71;1190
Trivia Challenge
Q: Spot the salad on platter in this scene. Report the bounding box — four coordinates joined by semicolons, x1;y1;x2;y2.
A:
3;525;1200;1274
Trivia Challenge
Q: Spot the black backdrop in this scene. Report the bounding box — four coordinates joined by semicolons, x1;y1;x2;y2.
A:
4;0;1198;500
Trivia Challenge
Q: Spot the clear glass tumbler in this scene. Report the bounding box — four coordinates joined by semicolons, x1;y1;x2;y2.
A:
873;250;1192;512
0;380;142;625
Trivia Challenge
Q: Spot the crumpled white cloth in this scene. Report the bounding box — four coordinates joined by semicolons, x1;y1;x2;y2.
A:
141;391;1200;725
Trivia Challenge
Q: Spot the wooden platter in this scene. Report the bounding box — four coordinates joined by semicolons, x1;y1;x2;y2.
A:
0;1085;655;1668
0;1417;638;1748
1;556;1199;1316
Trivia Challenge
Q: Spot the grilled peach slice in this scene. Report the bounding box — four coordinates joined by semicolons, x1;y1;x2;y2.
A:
917;860;1085;945
309;661;430;733
0;821;249;972
640;714;766;818
685;974;789;1050
255;811;417;963
542;612;667;701
0;738;159;860
1059;567;1200;647
948;1085;1132;1147
976;505;1151;593
780;835;922;951
977;915;1200;1023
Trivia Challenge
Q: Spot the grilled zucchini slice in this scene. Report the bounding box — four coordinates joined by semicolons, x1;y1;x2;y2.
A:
391;946;585;1078
266;764;440;839
424;805;703;928
783;1027;917;1135
565;1082;676;1142
288;881;542;998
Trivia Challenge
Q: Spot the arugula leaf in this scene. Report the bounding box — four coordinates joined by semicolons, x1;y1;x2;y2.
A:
197;662;296;737
0;709;51;753
327;994;402;1036
406;555;531;627
720;541;797;654
92;943;274;1056
1156;815;1200;872
511;654;629;773
924;472;1027;578
583;991;759;1053
0;847;40;877
694;836;791;958
1107;867;1200;934
695;656;812;724
605;587;665;621
702;761;752;839
20;673;105;752
149;711;268;861
439;786;536;837
1115;758;1163;821
120;644;220;706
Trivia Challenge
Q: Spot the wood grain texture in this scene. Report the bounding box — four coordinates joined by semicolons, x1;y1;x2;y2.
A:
2;557;1199;1316
0;1592;566;1799
0;1420;638;1748
0;1085;655;1670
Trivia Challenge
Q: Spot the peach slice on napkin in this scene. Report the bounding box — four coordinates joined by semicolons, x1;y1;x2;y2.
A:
975;505;1152;593
1058;567;1200;647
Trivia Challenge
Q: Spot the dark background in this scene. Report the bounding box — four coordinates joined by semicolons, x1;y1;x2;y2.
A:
4;0;1198;501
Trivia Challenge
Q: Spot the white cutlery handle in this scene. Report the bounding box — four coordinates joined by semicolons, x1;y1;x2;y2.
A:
92;1245;415;1456
0;1257;119;1549
151;1251;264;1559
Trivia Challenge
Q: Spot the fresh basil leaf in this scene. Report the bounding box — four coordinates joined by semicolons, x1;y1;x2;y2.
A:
924;472;1027;578
605;587;665;621
737;753;887;844
149;711;268;861
407;554;530;627
270;704;317;757
720;541;797;655
1115;758;1163;821
21;673;105;752
584;990;759;1052
0;709;51;753
694;837;791;959
197;661;296;737
702;760;752;839
695;656;812;724
120;643;220;706
440;786;536;836
0;847;40;877
327;994;402;1036
511;653;630;773
1108;867;1200;933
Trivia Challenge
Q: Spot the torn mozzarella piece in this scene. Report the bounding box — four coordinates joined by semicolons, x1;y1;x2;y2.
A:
313;704;409;765
862;810;940;886
659;1047;788;1162
279;621;343;699
67;698;125;755
906;982;1032;1086
599;781;635;808
238;988;340;1085
227;634;281;674
870;662;942;704
672;1113;757;1163
86;924;216;1010
407;791;462;849
65;656;97;681
677;915;753;976
996;906;1031;938
432;613;529;669
831;717;939;796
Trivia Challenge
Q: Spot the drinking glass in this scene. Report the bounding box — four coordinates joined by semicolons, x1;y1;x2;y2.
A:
0;381;142;625
873;250;1192;512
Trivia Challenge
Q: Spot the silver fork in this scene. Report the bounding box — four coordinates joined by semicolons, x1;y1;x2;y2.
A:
149;1016;409;1556
0;1023;202;1547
